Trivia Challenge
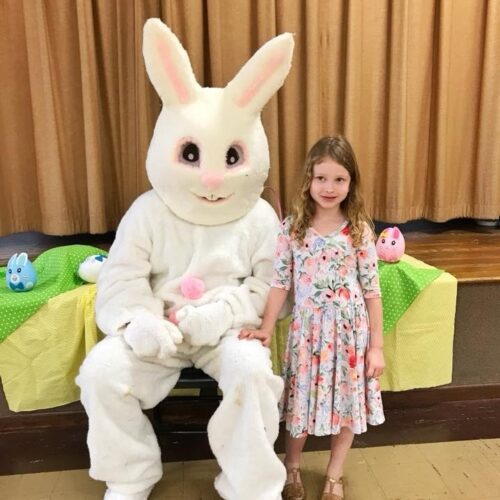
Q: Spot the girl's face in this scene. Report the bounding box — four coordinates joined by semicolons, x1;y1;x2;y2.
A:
309;158;351;214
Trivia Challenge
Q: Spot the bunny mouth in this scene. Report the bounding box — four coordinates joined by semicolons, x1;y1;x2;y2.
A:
193;193;234;204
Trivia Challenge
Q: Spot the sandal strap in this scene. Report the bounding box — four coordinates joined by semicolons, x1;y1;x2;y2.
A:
286;466;301;482
283;468;305;499
327;476;343;485
325;476;343;495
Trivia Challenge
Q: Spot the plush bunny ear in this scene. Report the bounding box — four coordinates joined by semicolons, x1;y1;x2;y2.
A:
143;18;202;105
16;253;28;266
7;254;17;268
392;227;401;239
225;33;294;115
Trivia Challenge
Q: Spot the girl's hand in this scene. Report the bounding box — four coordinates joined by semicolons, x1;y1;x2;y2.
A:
239;327;272;347
365;346;385;378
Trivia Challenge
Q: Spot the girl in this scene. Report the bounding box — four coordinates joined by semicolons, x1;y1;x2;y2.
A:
239;136;385;500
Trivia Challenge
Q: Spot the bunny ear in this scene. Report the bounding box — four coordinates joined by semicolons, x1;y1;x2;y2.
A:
17;253;28;266
143;18;202;105
393;227;401;238
225;33;294;115
7;253;17;267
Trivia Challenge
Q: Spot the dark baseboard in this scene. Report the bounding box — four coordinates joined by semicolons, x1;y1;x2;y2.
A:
381;383;500;408
1;384;500;476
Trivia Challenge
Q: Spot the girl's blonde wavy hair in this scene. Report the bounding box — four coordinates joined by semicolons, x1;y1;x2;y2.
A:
290;135;373;247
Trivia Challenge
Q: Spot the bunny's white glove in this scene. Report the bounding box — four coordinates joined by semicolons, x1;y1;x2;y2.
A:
123;312;183;360
176;301;233;347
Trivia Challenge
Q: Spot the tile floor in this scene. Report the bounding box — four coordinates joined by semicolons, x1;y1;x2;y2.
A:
1;439;500;499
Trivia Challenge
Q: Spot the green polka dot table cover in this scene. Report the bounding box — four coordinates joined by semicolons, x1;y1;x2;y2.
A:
0;245;107;342
378;258;443;335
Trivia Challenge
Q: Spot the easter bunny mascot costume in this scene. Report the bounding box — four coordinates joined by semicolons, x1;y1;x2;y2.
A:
76;18;294;500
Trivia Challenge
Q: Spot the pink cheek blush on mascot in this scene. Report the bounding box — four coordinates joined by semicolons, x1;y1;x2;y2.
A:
76;18;294;500
376;227;406;263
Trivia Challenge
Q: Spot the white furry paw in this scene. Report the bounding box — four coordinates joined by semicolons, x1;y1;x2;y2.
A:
104;486;153;500
123;313;183;360
177;302;232;346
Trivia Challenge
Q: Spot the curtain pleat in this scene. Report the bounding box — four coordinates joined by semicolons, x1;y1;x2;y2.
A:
475;0;500;218
0;0;498;236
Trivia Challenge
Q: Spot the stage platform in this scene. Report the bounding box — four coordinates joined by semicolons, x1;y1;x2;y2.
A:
0;219;499;474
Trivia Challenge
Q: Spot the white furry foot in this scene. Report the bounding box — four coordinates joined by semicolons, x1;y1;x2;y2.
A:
104;486;153;500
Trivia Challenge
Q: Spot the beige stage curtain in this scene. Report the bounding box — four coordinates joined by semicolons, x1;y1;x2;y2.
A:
1;0;499;236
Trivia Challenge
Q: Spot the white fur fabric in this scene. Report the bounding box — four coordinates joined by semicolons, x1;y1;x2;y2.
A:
96;191;280;346
176;301;232;346
209;339;286;500
123;312;183;359
104;487;153;500
85;18;294;500
77;334;286;500
142;19;293;227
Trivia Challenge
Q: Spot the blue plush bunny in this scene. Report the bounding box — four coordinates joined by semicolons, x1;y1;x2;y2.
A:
6;252;37;292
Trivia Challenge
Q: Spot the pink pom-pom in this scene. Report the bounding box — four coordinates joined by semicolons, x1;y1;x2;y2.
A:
180;276;205;300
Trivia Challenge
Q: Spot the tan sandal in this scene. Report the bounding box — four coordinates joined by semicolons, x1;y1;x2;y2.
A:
320;476;345;500
282;467;306;500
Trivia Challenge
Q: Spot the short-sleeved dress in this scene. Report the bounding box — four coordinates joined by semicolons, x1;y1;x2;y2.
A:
272;217;385;437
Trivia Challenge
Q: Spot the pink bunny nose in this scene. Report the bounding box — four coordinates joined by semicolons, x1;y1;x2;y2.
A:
201;172;224;190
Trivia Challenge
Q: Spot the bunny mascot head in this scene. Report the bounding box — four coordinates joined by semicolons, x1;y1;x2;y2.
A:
77;18;295;500
143;19;293;225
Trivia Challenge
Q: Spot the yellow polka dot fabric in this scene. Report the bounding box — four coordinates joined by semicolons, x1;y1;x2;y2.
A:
0;245;107;342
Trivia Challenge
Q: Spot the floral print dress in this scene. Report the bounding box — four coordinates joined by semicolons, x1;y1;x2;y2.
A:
272;217;385;437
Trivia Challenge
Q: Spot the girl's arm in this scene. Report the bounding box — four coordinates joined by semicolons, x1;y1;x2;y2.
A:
365;296;385;377
356;223;385;377
366;296;383;349
239;286;289;347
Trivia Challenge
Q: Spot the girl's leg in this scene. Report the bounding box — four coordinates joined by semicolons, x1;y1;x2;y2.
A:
324;427;354;496
284;431;307;484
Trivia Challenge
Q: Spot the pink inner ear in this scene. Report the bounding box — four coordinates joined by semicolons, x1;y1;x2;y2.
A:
237;51;285;108
393;227;401;238
157;39;189;104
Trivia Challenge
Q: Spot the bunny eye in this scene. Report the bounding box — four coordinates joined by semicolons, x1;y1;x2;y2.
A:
391;240;396;246
8;269;12;274
17;267;22;273
226;144;244;168
381;238;385;244
180;142;200;166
